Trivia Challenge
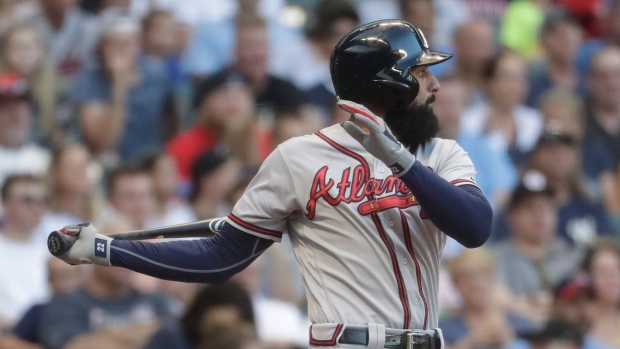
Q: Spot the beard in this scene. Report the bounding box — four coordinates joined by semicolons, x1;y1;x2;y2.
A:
384;94;439;150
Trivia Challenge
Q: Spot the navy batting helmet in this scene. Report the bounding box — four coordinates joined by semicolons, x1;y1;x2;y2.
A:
330;19;452;111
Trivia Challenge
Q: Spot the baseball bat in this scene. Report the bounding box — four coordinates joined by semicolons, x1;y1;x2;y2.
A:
48;217;226;256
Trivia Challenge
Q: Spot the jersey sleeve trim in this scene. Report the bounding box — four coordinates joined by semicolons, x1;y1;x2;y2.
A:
450;178;480;189
227;213;283;242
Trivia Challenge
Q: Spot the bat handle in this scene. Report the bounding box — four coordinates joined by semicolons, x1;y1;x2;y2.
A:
48;230;78;256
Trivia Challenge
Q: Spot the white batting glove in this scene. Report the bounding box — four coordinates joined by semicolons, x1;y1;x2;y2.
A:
51;223;113;266
339;99;415;176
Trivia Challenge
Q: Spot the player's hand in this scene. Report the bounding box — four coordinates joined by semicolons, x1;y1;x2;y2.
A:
338;99;414;176
48;223;113;266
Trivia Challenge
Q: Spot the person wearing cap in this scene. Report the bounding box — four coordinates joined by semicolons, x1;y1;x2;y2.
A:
489;170;584;324
526;10;585;108
71;15;176;163
491;128;613;246
167;73;263;183
0;73;50;190
528;128;613;246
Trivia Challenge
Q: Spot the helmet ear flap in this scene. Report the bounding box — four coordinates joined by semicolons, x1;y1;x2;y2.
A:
372;78;420;110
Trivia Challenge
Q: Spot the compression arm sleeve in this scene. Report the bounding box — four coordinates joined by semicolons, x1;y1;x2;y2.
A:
109;223;274;283
400;161;492;248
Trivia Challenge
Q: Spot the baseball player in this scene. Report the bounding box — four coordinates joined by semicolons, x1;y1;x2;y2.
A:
52;20;492;349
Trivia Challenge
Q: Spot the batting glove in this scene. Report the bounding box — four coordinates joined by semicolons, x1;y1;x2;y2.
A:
50;223;113;266
339;99;415;176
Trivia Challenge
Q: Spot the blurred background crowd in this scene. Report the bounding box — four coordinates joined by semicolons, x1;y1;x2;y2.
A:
0;0;619;348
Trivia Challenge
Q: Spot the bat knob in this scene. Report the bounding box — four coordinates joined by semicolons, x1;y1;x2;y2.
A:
48;230;76;256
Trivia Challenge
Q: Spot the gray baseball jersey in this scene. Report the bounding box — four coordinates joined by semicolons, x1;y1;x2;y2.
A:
228;124;477;332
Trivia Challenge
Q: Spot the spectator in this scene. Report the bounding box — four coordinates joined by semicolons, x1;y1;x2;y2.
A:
72;15;176;163
548;271;612;349
0;73;50;188
581;238;620;348
189;149;243;220
490;170;583;324
39;219;178;349
449;19;496;106
137;152;195;227
0;24;63;146
0;175;50;331
199;13;314;128
528;129;613;246
26;0;99;81
527;10;586;108
275;0;359;122
538;88;585;142
582;46;620;215
141;9;183;84
167;72;260;182
182;0;303;79
461;51;543;167
440;248;533;349
0;257;84;348
103;164;156;230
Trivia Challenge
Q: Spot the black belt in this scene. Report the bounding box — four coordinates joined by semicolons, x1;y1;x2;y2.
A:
339;328;441;349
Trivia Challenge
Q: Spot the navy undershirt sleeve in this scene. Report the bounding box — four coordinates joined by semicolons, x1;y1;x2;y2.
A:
399;161;492;248
109;223;274;283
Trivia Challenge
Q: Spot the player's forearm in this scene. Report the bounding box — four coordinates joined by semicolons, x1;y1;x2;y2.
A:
399;161;492;248
110;223;273;283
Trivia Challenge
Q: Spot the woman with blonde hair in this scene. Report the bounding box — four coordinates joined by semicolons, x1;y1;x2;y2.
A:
440;248;534;349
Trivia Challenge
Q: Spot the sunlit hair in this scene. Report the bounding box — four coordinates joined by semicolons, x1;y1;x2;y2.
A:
446;247;495;282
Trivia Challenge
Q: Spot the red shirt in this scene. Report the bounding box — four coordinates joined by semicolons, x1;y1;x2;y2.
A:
167;126;219;180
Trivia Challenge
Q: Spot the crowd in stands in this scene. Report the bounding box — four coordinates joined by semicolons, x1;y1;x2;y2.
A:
0;0;620;348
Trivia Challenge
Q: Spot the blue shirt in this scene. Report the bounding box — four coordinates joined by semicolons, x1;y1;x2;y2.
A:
71;58;173;160
458;132;518;208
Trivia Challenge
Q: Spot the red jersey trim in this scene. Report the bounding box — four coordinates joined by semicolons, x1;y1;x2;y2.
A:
309;324;344;346
227;213;283;239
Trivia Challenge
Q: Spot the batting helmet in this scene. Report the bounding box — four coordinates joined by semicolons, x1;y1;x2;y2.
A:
330;19;452;111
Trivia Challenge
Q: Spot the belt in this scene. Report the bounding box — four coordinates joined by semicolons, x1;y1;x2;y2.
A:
339;328;441;349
